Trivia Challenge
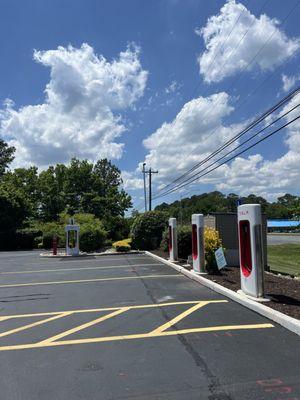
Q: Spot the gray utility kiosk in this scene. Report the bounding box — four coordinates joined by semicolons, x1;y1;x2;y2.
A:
65;219;80;256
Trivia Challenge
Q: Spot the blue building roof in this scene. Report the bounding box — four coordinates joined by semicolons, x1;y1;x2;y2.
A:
267;220;300;228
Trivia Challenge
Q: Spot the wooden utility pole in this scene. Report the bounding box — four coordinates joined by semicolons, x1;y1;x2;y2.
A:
148;167;158;211
142;167;158;212
142;163;147;212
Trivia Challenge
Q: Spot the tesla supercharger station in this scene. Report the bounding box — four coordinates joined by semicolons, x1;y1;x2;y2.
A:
168;218;178;262
237;204;267;300
191;214;206;274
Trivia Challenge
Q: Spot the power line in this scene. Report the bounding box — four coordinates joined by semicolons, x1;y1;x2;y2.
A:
153;101;300;199
154;0;299;197
153;112;300;200
154;87;300;197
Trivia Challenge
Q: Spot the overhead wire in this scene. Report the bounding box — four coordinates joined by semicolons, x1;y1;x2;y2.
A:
162;114;300;196
153;0;300;197
152;100;300;199
154;87;300;197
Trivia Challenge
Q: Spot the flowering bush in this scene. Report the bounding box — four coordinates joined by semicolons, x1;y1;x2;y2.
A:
112;238;131;252
204;227;223;274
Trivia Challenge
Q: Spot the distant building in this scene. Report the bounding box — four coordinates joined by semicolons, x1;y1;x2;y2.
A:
267;220;300;232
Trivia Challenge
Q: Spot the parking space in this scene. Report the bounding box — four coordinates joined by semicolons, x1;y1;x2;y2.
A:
0;251;299;399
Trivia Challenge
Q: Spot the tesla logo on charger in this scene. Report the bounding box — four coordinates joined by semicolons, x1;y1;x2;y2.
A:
239;211;249;216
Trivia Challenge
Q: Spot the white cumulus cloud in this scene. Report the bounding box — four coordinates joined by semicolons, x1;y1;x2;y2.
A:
282;73;300;92
140;92;241;187
197;0;300;83
216;93;300;197
0;43;148;168
121;171;144;191
128;91;300;201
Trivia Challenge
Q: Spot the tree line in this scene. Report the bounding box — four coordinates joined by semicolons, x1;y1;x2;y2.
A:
155;191;300;222
0;138;132;249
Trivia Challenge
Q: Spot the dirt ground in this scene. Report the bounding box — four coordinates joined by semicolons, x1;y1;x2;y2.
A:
151;249;300;320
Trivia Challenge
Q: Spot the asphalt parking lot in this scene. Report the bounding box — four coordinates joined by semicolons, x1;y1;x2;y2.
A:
0;251;299;400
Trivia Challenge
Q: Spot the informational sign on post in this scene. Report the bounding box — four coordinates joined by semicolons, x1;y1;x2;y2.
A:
215;247;227;270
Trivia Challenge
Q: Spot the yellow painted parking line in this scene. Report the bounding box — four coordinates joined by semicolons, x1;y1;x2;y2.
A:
0;316;12;322
0;263;162;275
0;300;213;319
40;308;130;344
0;274;183;289
0;312;73;338
150;301;212;334
0;300;274;352
0;323;274;352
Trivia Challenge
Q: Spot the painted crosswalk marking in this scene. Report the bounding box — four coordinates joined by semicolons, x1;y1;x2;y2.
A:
0;300;273;351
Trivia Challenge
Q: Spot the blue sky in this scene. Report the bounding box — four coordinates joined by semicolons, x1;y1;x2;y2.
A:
0;0;300;210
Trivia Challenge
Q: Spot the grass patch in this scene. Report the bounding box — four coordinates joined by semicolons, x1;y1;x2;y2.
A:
268;244;300;276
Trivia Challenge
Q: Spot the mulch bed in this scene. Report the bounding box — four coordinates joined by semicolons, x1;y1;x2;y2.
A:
151;249;300;320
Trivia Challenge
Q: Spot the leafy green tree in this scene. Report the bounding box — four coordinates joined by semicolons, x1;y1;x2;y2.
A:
241;194;268;212
3;167;39;217
90;159;132;219
266;203;291;219
63;159;94;214
38;165;67;221
277;194;300;219
0;182;31;232
0;139;15;177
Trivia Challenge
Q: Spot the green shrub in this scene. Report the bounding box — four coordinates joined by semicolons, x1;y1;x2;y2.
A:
161;229;169;252
103;216;131;241
15;228;42;250
131;211;168;250
80;228;106;252
34;235;43;248
36;212;107;252
177;225;192;258
104;239;113;247
42;233;56;249
160;224;223;272
115;244;131;252
161;225;192;259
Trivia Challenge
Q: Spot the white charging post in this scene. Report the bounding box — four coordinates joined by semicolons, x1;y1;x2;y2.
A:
237;204;266;300
65;219;80;256
168;218;178;262
191;214;205;274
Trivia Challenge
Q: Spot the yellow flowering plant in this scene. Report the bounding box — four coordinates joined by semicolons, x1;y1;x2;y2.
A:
112;238;132;252
204;227;223;273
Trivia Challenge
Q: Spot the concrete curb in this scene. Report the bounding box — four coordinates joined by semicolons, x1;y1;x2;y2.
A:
145;251;300;337
40;251;143;258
